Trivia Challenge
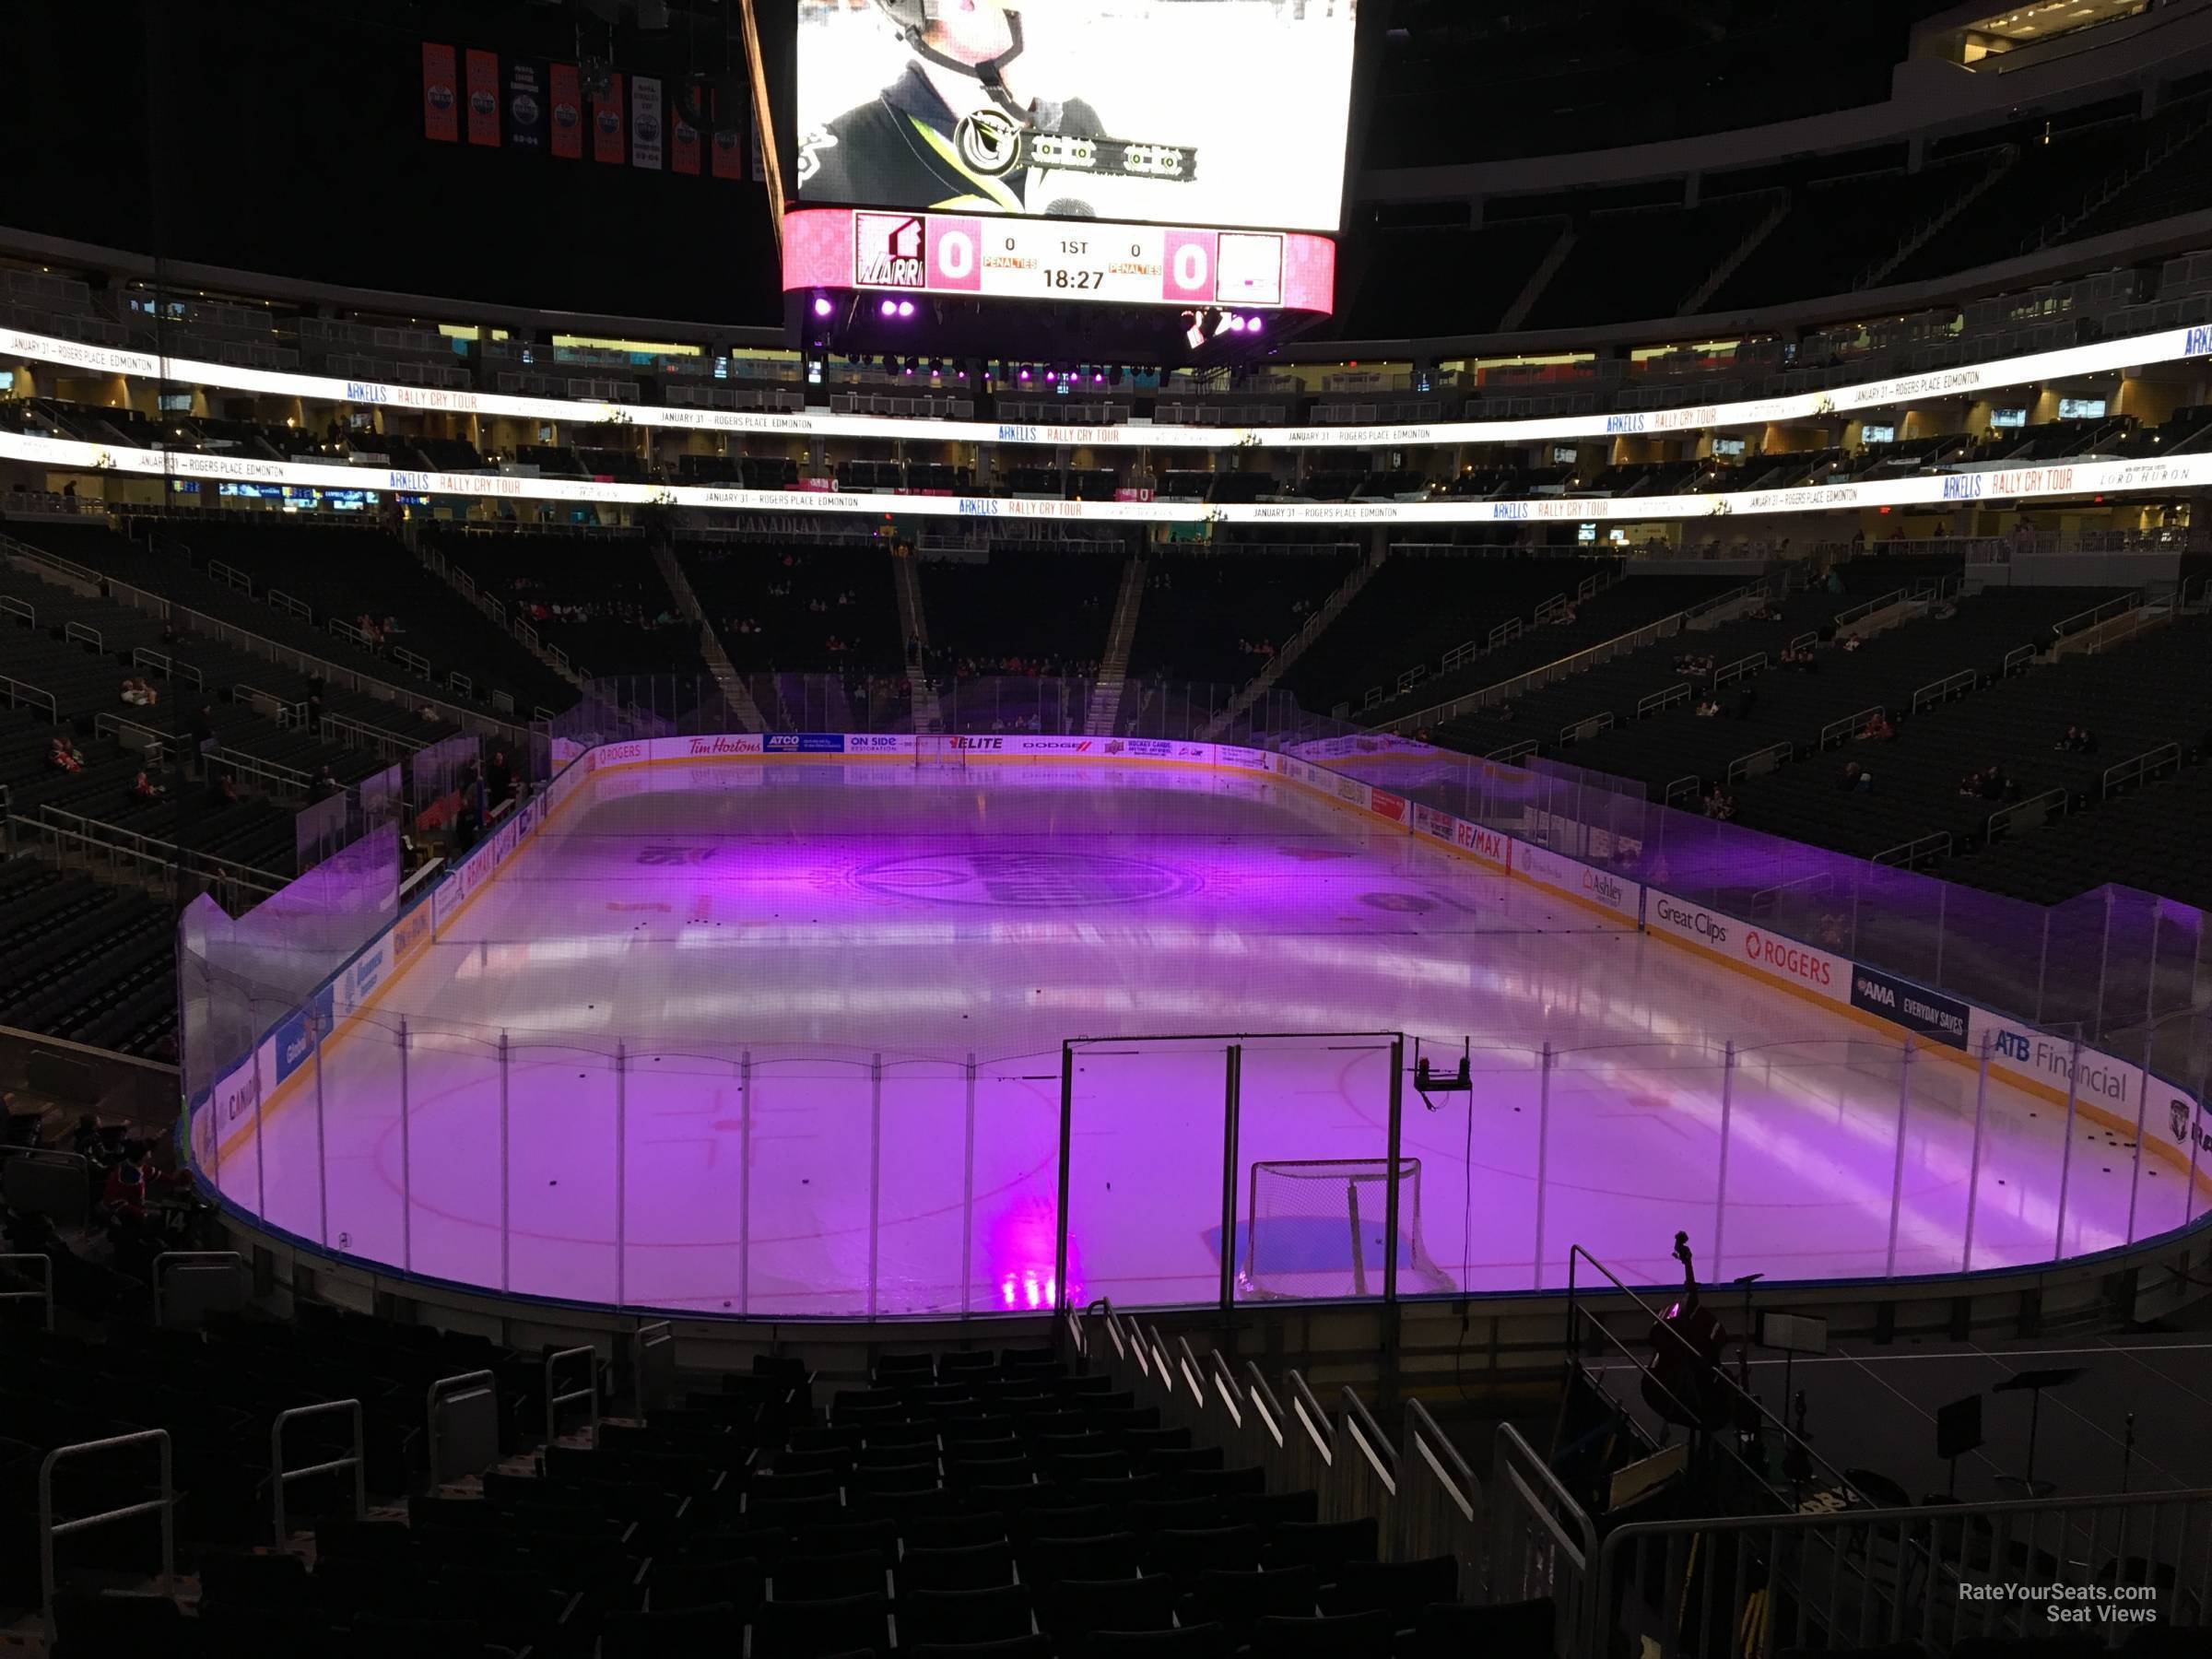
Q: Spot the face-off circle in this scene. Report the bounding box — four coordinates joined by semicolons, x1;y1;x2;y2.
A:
854;849;1195;907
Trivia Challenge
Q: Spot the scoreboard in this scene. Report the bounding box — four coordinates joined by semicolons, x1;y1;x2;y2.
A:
782;207;1336;317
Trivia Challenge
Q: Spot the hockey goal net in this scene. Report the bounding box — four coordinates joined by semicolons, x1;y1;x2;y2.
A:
1241;1158;1450;1300
912;735;971;770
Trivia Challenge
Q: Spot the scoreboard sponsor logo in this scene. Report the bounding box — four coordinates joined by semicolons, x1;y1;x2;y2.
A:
855;212;927;288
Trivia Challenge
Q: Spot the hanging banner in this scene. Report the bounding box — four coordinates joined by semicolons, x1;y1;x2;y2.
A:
422;43;460;143
548;63;583;159
505;58;548;152
592;73;627;165
670;91;701;175
630;75;664;171
465;49;500;147
710;85;746;180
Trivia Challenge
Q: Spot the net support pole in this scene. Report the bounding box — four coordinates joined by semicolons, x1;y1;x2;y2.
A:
2053;1038;2083;1260
253;1030;267;1222
313;1018;329;1249
2126;1046;2151;1245
615;1041;628;1309
1534;1041;1554;1288
739;1050;752;1316
962;1053;976;1318
1054;1043;1074;1312
1219;1043;1241;1315
1962;1035;1992;1272
499;1032;511;1293
868;1052;882;1320
399;1017;413;1273
1885;1039;1914;1278
1382;1035;1404;1306
1712;1040;1735;1281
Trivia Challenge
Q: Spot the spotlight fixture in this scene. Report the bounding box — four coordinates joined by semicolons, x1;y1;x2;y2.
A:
896;300;916;318
879;299;898;318
813;295;833;318
1247;316;1263;335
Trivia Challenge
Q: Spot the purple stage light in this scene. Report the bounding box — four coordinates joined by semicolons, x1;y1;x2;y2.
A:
813;296;832;318
1019;369;1030;381
897;300;915;318
878;299;897;318
1093;372;1104;383
1247;316;1263;335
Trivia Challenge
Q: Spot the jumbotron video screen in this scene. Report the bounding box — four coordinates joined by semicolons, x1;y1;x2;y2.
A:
794;0;1359;233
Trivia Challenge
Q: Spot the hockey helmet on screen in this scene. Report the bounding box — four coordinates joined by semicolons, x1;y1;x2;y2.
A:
871;0;1030;120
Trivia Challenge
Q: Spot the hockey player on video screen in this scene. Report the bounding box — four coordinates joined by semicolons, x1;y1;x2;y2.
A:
800;0;1144;219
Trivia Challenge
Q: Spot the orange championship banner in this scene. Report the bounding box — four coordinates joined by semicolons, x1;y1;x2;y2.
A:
548;63;583;159
670;86;701;175
710;85;746;180
465;49;501;147
592;73;627;164
422;43;459;142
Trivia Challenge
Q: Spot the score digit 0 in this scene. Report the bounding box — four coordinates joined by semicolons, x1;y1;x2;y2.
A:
1172;241;1210;294
935;229;976;281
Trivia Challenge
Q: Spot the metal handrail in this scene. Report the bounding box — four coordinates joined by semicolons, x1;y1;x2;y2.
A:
1910;668;1976;712
1565;1243;1866;1508
1206;1348;1244;1431
2101;741;2182;798
1594;1485;2212;1657
1725;740;1792;783
1819;705;1884;748
1638;682;1690;718
0;1253;54;1331
545;1346;600;1444
1874;830;1952;868
1337;1385;1398;1496
1285;1371;1334;1466
39;1430;174;1636
1243;1361;1287;1450
1831;585;1907;630
270;1399;365;1542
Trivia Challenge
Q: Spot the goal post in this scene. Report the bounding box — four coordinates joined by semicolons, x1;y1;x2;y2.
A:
912;734;970;770
1241;1157;1452;1300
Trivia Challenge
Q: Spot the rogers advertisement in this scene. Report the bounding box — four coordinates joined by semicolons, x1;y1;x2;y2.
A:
1645;890;1849;1004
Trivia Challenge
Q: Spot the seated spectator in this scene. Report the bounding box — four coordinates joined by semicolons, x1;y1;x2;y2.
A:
209;771;241;807
1839;761;1872;793
1856;713;1894;743
48;736;84;773
2056;724;2097;754
120;676;157;708
314;765;343;801
1695;699;1721;718
1841;634;1863;653
1958;771;1983;797
1978;764;2012;802
130;770;165;803
1735;684;1757;720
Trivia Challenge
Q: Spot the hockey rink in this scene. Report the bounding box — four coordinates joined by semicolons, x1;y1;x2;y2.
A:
207;757;2202;1317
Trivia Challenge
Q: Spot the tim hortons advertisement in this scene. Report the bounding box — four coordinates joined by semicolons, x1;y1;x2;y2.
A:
1645;891;1849;1004
653;734;766;759
1512;841;1640;922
